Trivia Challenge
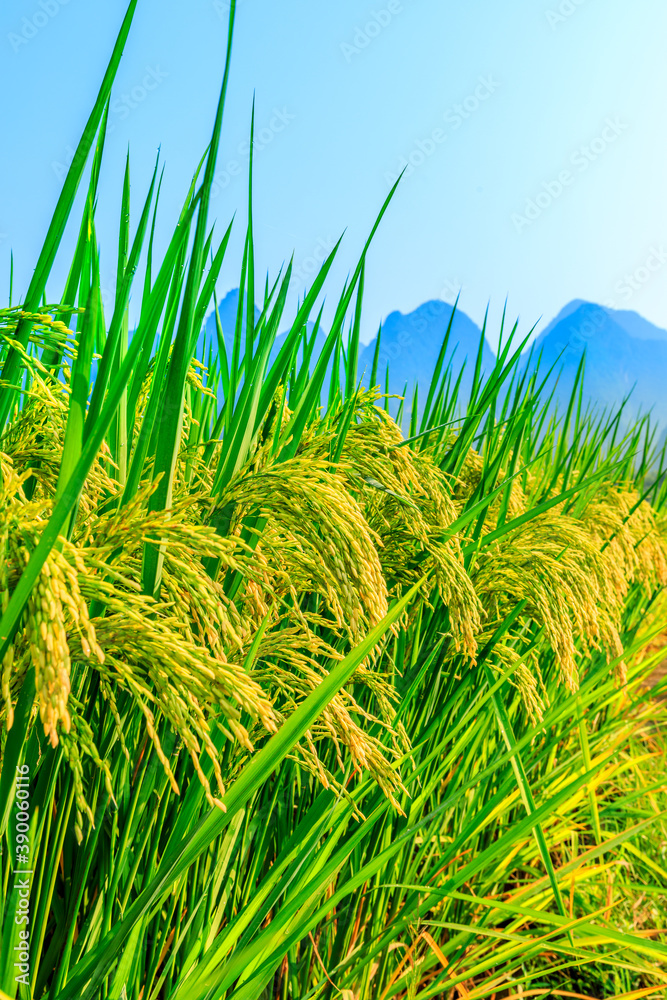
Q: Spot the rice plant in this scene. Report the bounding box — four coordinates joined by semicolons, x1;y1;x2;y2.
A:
1;3;666;998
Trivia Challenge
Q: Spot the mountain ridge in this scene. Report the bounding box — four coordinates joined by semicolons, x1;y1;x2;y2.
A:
202;291;667;431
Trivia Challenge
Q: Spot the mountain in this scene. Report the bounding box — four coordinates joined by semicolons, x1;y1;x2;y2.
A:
203;293;493;425
202;289;319;367
537;299;667;344
199;289;260;354
530;301;667;429
357;300;493;421
201;291;667;436
606;307;667;342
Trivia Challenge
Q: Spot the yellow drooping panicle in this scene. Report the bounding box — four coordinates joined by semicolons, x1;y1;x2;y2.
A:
2;366;667;833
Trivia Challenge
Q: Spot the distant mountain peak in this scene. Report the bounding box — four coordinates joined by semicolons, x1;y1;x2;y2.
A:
200;290;667;433
532;300;667;429
538;299;667;346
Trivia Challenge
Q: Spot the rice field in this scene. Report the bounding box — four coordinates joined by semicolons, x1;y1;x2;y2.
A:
1;4;666;998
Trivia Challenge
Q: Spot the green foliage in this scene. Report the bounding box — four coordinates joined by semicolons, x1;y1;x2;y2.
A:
1;3;666;998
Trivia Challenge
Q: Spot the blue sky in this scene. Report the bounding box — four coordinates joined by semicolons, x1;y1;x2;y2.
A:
2;0;667;349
